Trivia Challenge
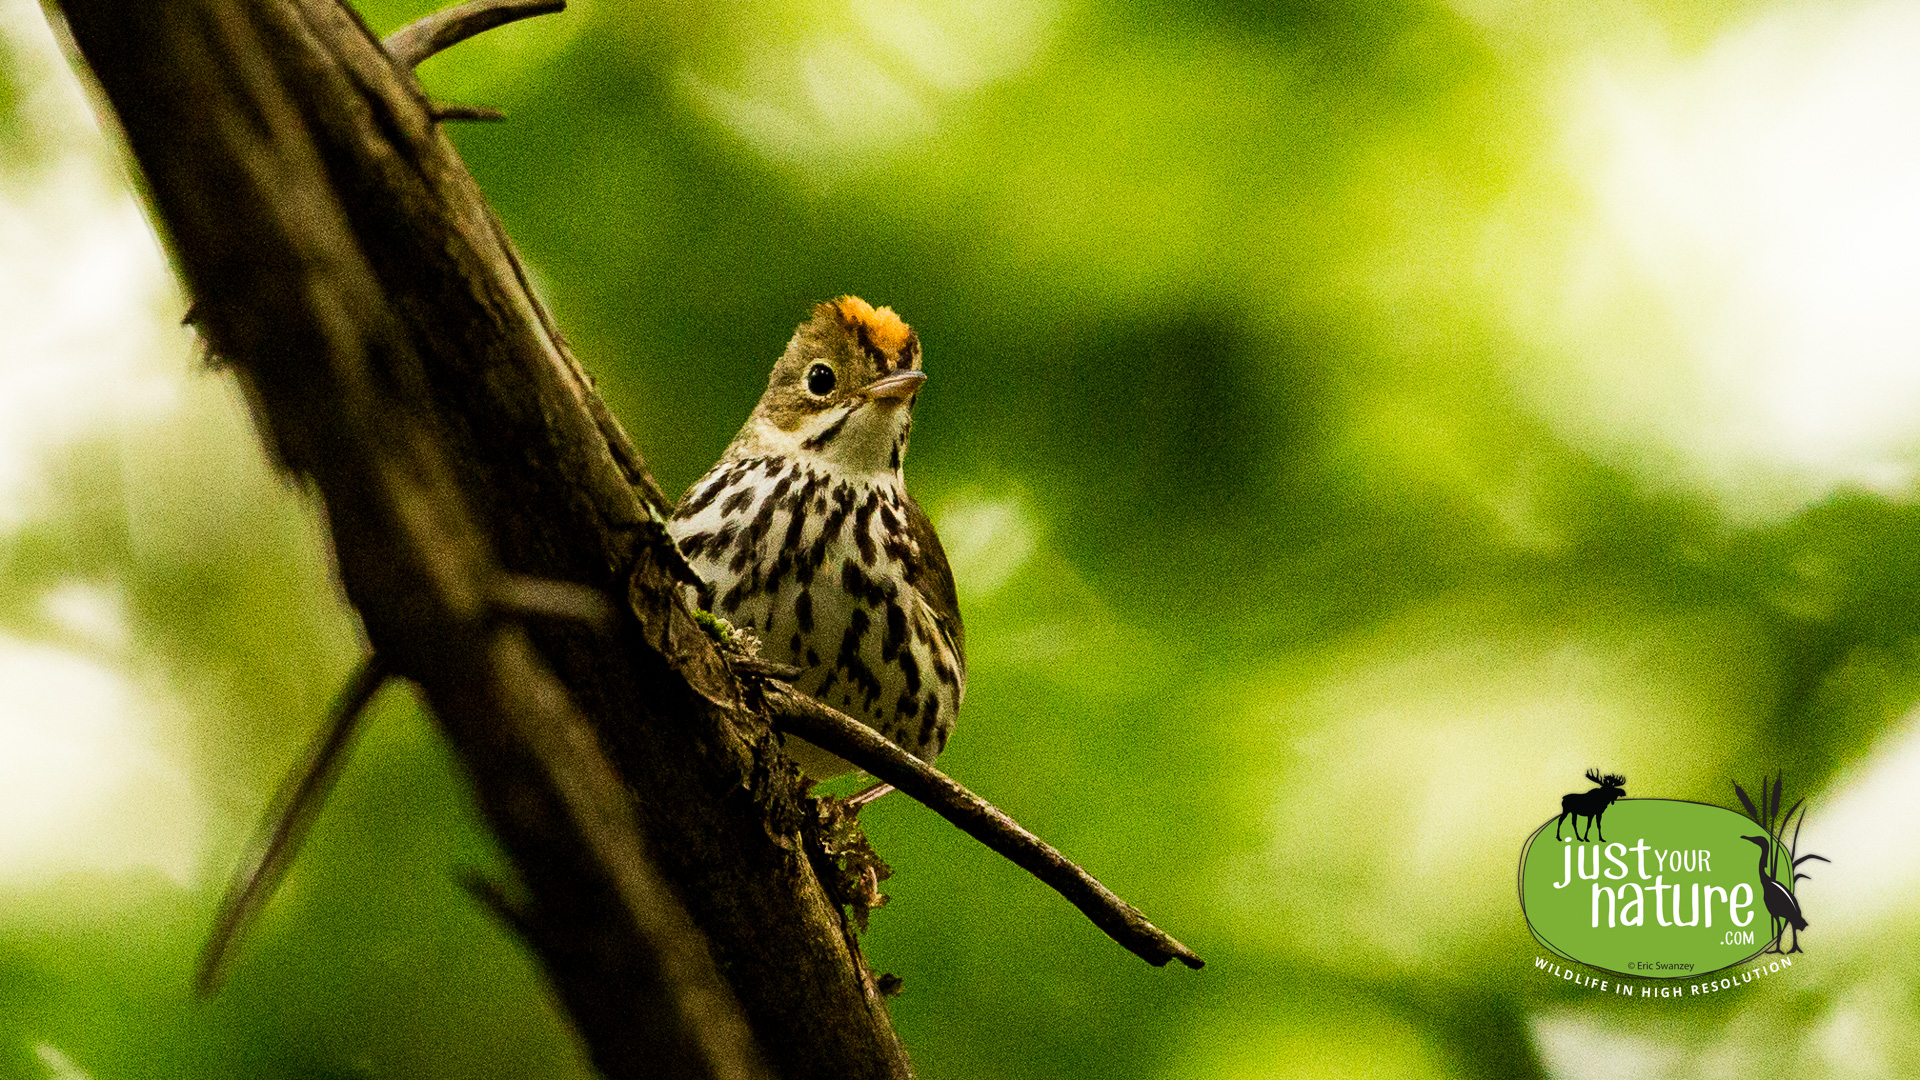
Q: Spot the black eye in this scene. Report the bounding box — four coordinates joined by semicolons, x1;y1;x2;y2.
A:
806;363;837;396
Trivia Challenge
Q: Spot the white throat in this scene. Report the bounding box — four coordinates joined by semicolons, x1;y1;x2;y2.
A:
744;400;911;477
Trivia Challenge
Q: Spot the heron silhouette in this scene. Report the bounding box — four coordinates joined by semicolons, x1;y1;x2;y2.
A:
1733;772;1829;955
1741;834;1811;953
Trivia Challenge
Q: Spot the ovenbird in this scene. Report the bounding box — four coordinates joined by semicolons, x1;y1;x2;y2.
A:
669;297;965;779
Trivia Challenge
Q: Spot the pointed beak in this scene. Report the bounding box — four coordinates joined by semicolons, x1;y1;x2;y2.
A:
865;370;927;403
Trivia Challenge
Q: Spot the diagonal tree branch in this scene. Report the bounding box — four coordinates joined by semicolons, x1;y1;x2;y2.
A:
45;0;904;1076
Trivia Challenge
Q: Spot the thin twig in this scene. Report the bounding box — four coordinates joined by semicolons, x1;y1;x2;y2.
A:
429;102;506;122
383;0;565;69
197;577;607;993
763;684;1205;970
461;869;535;939
197;654;391;993
846;782;894;810
490;573;614;626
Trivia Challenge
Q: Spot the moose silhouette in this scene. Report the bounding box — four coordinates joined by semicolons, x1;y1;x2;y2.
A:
1554;769;1627;843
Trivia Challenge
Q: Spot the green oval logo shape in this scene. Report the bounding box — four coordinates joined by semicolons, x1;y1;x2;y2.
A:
1519;799;1774;978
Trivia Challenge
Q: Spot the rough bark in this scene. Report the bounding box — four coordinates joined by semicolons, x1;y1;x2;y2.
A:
46;0;911;1076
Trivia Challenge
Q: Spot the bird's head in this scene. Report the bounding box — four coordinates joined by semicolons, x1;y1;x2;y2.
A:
1741;835;1771;852
739;296;925;475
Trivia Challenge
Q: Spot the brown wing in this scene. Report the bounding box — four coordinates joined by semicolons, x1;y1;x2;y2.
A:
903;494;965;680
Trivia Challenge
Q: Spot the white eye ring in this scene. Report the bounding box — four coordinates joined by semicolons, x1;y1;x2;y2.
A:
806;363;837;396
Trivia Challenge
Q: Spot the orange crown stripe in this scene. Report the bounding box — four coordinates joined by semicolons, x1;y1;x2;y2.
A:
833;295;912;353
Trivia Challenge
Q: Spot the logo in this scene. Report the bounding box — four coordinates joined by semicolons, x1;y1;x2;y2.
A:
1519;771;1828;980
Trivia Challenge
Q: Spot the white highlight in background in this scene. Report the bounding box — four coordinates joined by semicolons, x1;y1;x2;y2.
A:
679;0;1062;176
1796;709;1920;937
0;637;204;886
935;490;1036;598
0;0;182;527
0;0;203;892
1512;0;1920;523
32;1045;93;1080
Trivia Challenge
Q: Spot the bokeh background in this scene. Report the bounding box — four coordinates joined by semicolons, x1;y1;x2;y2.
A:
3;0;1919;1074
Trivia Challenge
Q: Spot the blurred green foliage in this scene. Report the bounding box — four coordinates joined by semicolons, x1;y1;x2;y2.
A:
3;0;1919;1076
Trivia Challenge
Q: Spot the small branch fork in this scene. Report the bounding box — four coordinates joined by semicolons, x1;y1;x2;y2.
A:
197;573;611;992
384;0;565;123
761;683;1206;970
382;0;563;69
